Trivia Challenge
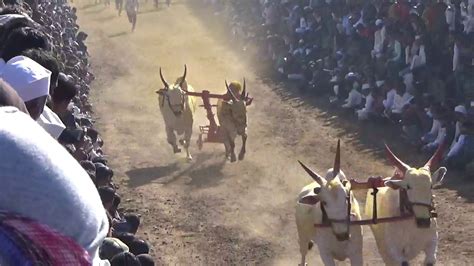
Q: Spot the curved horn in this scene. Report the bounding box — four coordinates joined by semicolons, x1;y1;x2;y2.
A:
384;143;409;174
333;139;341;177
424;141;446;170
241;78;246;101
225;80;238;101
179;64;187;90
159;68;169;89
298;160;325;186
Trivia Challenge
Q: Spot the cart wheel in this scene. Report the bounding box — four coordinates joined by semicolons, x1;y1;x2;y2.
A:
197;134;203;150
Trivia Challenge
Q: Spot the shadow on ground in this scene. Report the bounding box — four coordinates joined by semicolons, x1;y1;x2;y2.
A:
108;31;128;38
126;152;227;189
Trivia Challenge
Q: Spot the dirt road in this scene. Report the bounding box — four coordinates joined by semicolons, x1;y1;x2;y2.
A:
76;1;474;265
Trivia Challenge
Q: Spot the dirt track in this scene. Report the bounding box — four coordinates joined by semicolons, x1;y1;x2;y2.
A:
76;1;474;265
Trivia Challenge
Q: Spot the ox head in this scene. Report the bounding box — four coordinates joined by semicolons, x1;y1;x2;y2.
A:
298;140;353;241
384;143;447;228
156;65;188;116
224;79;249;135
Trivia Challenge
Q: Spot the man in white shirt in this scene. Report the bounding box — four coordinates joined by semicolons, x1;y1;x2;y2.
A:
371;19;385;59
383;80;397;112
342;81;363;109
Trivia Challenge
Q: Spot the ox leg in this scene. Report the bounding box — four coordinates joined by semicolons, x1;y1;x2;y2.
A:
166;126;181;153
183;128;193;161
319;250;336;266
238;133;247;161
228;137;237;162
349;249;363;266
423;234;438;266
386;245;406;266
223;130;236;162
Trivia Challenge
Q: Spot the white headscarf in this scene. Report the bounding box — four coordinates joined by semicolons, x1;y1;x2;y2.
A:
0;56;51;102
0;107;108;264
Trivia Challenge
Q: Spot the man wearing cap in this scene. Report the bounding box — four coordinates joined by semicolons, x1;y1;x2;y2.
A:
0;55;51;120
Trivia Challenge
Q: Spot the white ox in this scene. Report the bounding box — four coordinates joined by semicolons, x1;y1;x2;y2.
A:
216;80;249;162
156;65;196;161
365;144;447;266
295;141;363;266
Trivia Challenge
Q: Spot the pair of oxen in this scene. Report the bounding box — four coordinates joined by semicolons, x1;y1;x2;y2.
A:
155;66;249;162
296;140;447;266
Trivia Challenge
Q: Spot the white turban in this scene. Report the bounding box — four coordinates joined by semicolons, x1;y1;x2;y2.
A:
455;105;467;114
0;56;51;102
36;106;66;139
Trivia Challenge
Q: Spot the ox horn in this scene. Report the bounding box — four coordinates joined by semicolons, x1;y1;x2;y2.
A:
298;160;325;186
225;80;238;102
241;78;246;101
159;67;169;89
179;64;187;90
384;143;409;174
333;139;341;177
424;141;447;170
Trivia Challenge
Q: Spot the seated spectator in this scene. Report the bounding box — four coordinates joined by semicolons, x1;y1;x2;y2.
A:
137;254;155;266
81;160;97;183
422;107;454;153
342;74;363;109
405;35;426;71
96;162;114;187
0;55;51;119
371;19;385;59
421;103;443;144
385;80;414;123
0;106;109;264
110;194;141;235
20;48;60;93
446;113;474;170
450;105;468;149
99;237;129;261
110;251;141;266
128;238;150;256
0;26;49;63
382;79;397;114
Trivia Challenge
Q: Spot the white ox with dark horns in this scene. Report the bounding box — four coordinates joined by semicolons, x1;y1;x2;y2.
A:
216;79;250;162
365;144;447;266
295;140;363;266
156;65;197;161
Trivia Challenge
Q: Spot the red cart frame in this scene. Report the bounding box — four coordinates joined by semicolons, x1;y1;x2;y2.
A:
185;90;253;150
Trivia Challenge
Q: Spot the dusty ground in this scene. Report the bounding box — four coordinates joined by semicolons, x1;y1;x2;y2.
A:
76;1;474;265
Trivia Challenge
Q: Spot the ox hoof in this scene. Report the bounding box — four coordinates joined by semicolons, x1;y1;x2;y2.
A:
186;156;193;162
230;154;237;163
426;264;434;266
401;262;409;266
238;151;245;161
173;147;181;153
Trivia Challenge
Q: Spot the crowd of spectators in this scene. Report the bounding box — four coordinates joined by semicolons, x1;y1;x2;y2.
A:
0;0;153;265
204;0;474;172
